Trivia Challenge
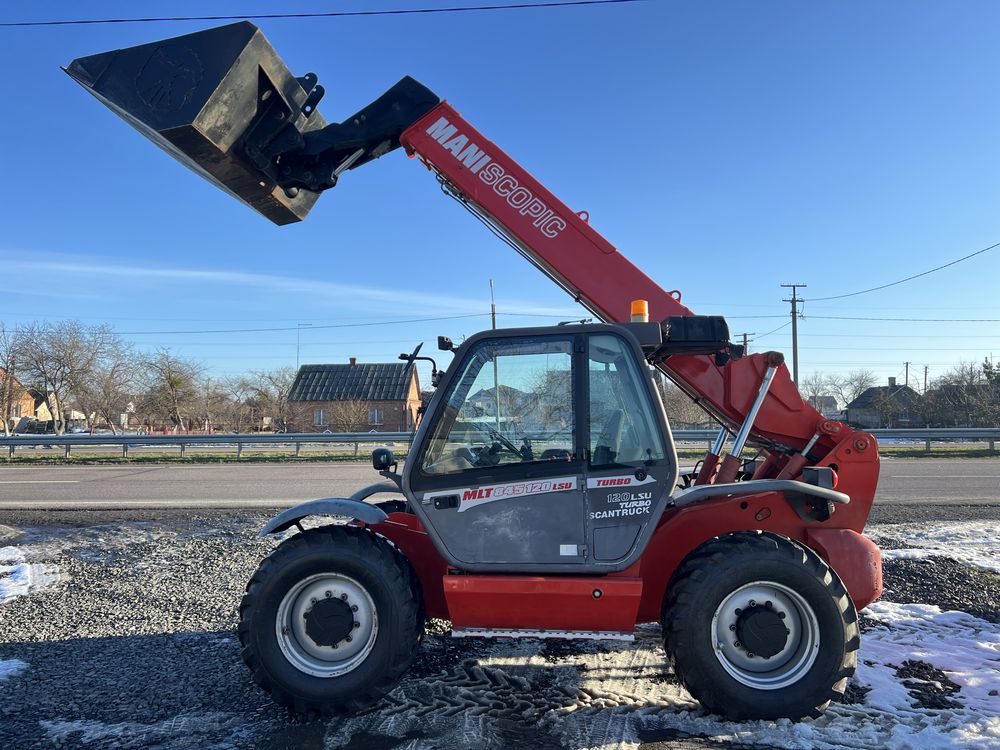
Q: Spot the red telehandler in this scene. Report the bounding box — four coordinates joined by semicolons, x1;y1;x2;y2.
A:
66;22;882;721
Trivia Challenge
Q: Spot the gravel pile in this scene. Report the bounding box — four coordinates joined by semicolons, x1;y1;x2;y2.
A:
880;555;1000;623
0;516;289;749
0;505;996;749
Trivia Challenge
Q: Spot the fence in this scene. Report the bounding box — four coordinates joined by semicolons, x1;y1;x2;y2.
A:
1;428;998;460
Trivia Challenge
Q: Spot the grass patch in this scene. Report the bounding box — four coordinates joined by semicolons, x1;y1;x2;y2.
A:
0;451;404;466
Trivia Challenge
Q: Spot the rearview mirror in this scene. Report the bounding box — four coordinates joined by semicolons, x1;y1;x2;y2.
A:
372;448;396;471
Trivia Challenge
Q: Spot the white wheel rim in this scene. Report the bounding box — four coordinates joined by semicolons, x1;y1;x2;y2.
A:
275;572;378;678
710;580;820;690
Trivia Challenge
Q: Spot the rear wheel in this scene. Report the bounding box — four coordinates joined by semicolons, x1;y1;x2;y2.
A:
239;525;421;715
662;531;859;720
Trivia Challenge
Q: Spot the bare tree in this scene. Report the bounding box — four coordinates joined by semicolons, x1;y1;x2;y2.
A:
980;358;1000;427
873;390;902;428
800;371;832;410
327;399;370;432
826;370;877;410
655;374;711;429
246;368;305;432
15;321;116;434
927;361;986;427
0;325;26;436
141;350;203;432
71;340;139;434
219;376;256;433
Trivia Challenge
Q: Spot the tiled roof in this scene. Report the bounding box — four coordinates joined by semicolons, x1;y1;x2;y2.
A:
847;385;922;410
289;362;417;402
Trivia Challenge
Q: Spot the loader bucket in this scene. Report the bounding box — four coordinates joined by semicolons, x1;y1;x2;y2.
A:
65;22;329;225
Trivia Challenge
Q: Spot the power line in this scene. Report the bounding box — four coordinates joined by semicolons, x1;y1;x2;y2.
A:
809;315;1000;322
0;0;647;28
114;313;488;336
808;239;1000;302
791;332;1000;339
1;310;582;337
748;321;791;341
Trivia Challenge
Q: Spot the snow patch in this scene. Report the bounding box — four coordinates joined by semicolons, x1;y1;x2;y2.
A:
41;712;245;746
0;659;27;682
0;546;59;603
326;604;1000;750
869;521;1000;574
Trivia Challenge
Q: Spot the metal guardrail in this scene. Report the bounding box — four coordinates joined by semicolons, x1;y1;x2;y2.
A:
0;428;997;459
0;431;412;459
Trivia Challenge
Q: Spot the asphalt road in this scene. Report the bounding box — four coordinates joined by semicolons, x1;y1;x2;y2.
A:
0;458;996;509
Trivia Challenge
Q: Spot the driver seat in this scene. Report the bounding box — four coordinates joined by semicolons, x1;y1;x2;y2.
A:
592;409;625;466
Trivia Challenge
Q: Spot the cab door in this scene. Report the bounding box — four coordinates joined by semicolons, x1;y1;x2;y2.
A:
406;332;588;571
583;333;677;566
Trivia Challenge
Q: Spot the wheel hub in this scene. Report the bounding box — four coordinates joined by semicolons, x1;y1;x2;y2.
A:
275;572;378;678
734;604;788;659
304;597;355;647
710;581;820;690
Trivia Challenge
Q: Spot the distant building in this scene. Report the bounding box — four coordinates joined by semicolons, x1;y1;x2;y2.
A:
0;369;35;430
288;357;421;433
846;377;922;428
808;395;842;420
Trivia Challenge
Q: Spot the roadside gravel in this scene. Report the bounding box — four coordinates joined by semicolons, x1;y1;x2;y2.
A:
0;505;996;749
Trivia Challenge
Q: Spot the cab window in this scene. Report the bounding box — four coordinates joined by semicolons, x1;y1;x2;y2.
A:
588;334;665;468
421;337;574;476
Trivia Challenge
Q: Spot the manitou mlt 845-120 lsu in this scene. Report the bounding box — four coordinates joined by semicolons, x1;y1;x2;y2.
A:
67;23;882;721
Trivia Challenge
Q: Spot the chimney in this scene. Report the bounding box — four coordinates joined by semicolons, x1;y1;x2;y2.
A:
349;357;357;366
888;377;896;387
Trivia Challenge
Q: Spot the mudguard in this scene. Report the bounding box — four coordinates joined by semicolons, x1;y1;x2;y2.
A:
259;498;389;536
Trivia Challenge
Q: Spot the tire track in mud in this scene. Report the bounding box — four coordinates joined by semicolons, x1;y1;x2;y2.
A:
327;629;698;749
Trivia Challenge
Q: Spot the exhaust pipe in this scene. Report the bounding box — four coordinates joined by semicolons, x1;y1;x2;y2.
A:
65;22;439;225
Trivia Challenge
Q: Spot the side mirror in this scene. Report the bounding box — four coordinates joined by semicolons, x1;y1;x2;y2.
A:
437;335;454;351
372;447;396;471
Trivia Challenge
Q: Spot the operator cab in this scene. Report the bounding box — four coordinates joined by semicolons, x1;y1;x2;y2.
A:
402;323;679;574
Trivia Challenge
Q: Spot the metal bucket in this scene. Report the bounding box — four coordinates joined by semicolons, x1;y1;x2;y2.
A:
65;22;327;225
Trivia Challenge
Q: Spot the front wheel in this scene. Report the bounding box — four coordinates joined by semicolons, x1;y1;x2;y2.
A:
238;525;422;715
662;531;859;720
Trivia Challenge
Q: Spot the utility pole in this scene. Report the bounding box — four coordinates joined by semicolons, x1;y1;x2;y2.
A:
904;361;910;388
923;366;928;393
296;323;312;370
780;284;807;387
489;280;501;431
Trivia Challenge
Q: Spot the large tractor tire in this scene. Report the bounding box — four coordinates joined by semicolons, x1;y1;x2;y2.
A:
238;524;422;716
662;531;859;720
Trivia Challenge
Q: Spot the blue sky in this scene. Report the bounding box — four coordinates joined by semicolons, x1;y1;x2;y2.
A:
2;0;1000;391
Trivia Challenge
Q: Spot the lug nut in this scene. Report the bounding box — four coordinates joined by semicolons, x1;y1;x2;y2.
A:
747;652;755;658
310;597;317;604
729;624;736;631
765;601;772;608
325;591;332;598
345;635;353;642
749;600;757;607
351;605;358;612
734;641;741;648
778;612;786;619
354;621;360;628
340;593;349;601
735;608;742;616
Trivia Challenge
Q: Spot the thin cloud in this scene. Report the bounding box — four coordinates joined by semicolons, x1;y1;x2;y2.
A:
1;256;579;318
